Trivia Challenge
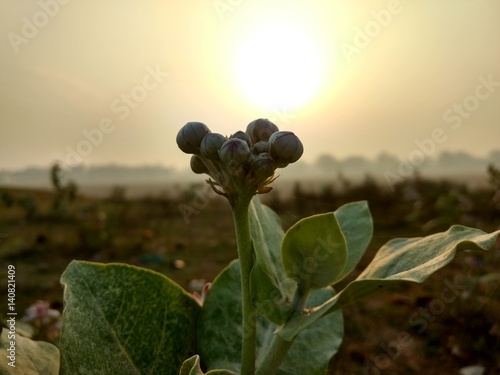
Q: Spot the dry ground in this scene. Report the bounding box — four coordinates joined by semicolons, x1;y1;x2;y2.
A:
1;179;499;374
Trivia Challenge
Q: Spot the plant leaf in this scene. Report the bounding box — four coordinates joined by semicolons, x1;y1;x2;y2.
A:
278;225;500;341
179;355;237;375
197;261;343;374
282;212;347;289
59;261;200;375
179;356;203;375
334;201;373;282
179;355;200;375
248;197;295;324
0;328;60;375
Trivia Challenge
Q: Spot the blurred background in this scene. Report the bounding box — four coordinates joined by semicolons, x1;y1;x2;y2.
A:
1;1;499;180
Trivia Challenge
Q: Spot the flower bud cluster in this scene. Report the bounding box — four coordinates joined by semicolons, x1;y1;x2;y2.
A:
176;119;303;199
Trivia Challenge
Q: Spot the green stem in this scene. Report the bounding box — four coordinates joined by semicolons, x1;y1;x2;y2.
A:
291;283;311;313
255;335;293;375
232;195;256;375
255;285;311;375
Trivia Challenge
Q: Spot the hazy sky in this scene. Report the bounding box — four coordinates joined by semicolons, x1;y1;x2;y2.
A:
1;0;499;171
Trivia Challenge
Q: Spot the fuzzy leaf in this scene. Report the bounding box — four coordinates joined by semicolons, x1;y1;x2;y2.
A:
334;201;373;281
248;197;295;324
282;212;347;289
0;328;59;375
179;355;202;375
278;225;500;341
197;261;343;374
59;261;200;375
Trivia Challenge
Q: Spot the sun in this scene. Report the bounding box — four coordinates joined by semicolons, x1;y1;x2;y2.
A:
232;20;325;111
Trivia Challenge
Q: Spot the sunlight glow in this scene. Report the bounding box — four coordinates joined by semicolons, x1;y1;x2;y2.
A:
232;20;325;111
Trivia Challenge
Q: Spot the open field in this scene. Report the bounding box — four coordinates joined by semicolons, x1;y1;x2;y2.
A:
1;172;499;374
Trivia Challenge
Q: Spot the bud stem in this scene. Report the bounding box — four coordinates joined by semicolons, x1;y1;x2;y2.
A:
231;195;257;375
255;285;311;375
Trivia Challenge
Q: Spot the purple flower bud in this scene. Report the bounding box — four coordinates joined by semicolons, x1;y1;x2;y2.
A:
246;119;279;144
230;130;252;147
176;122;211;154
190;155;209;174
219;138;252;167
252;141;269;155
250;153;276;180
268;131;303;164
200;133;226;160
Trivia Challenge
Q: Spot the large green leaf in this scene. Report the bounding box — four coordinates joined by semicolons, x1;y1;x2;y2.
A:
278;225;500;341
197;261;343;374
282;212;347;290
0;327;59;375
60;261;200;375
248;197;295;324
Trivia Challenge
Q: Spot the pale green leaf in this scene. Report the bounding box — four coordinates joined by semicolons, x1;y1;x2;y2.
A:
248;197;295;324
60;261;200;375
334;201;373;281
278;225;500;341
0;327;59;375
179;355;203;375
282;212;347;289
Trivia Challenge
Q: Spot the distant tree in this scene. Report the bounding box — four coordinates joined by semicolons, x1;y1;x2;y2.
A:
50;163;63;192
488;164;500;190
375;152;399;171
50;161;79;219
341;156;371;174
488;150;500;166
315;154;339;172
436;151;485;171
